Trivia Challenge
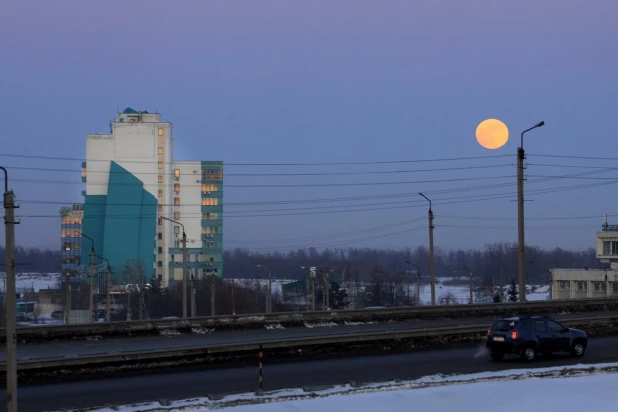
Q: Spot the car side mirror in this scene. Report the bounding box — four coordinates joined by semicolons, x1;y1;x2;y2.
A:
563;327;570;333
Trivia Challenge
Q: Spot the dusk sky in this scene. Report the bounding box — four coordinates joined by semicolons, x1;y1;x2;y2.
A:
1;0;618;252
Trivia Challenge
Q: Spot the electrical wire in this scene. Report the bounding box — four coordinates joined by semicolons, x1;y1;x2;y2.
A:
0;152;513;166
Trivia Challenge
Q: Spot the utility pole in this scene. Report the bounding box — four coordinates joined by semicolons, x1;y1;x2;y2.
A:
138;264;144;321
231;275;236;315
210;272;216;316
106;265;112;322
190;271;196;318
465;266;473;304
2;165;19;412
161;217;187;318
256;265;272;314
416;274;421;306
500;267;504;303
517;121;545;302
81;233;95;324
65;271;72;324
324;270;330;310
419;193;435;305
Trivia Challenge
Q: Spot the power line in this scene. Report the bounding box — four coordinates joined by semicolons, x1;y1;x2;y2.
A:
0;152;513;166
440;214;615;221
6;163;515;177
9;175;517;188
440;224;598;231
530;154;618;161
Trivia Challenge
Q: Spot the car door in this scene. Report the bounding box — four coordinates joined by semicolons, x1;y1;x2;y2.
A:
533;319;552;352
547;320;571;352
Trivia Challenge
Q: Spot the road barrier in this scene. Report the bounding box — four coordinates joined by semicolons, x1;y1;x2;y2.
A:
2;314;617;381
2;297;618;343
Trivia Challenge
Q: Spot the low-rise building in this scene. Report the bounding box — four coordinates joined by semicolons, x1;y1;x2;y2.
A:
549;269;618;300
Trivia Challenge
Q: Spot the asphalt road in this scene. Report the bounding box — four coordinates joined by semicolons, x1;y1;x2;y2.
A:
4;335;618;412
0;311;615;363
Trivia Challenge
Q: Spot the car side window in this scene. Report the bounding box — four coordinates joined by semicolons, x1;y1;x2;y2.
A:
534;320;547;332
548;320;564;332
523;321;532;331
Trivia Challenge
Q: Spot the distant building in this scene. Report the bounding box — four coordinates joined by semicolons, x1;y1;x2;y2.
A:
550;215;618;299
60;204;83;277
81;108;223;288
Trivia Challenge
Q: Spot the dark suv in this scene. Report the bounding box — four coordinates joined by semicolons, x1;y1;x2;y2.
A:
486;316;587;361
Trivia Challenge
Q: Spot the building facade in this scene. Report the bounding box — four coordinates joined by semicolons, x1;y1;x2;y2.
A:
81;108;223;287
60;204;83;277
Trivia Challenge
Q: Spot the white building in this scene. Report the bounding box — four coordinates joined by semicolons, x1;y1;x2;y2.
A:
81;108;223;288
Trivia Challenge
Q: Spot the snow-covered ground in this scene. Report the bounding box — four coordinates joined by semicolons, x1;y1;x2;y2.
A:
72;362;618;412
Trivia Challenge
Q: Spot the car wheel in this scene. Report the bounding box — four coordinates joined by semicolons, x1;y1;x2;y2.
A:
521;346;536;361
490;352;505;361
571;341;586;357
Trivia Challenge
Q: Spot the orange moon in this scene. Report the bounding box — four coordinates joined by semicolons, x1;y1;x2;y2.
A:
476;119;509;149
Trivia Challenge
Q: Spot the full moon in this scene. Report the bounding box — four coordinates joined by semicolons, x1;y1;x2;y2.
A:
476;119;509;150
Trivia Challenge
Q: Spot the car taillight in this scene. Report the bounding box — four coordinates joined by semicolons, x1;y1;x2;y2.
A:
511;330;518;340
487;328;491;335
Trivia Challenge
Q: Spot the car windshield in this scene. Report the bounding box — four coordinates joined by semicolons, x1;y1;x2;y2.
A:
492;320;515;331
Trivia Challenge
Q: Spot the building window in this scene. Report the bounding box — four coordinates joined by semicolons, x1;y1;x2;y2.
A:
81;167;87;178
174;226;180;234
158;247;162;254
603;241;618;255
174;198;180;206
158;233;162;240
158;261;162;268
593;282;607;292
577;281;587;292
202;184;218;192
202;226;219;234
158;190;163;197
158;204;163;212
174;169;180;178
158;147;163;154
158;128;163;136
202;198;219;206
202;169;223;181
174;211;180;219
158;218;162;226
558;281;570;290
158;175;163;183
174;183;180;192
203;212;218;220
158;161;163;169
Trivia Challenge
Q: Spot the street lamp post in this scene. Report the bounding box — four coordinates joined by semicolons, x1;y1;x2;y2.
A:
517;121;545;302
405;260;421;306
161;217;187;318
95;254;112;322
80;232;95;324
257;265;272;314
418;193;435;305
2;166;18;412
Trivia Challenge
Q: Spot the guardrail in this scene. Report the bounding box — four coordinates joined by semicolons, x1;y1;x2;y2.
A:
2;315;617;375
2;297;618;343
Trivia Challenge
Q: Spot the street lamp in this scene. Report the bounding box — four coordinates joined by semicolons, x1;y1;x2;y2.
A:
79;232;95;323
95;254;112;322
257;264;272;314
161;216;188;318
517;121;545;302
418;192;435;305
405;260;421;306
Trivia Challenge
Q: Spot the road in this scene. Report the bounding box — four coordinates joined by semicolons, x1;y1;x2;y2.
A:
3;335;618;411
0;311;614;363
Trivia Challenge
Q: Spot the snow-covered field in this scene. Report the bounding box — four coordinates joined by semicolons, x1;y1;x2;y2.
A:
72;362;618;412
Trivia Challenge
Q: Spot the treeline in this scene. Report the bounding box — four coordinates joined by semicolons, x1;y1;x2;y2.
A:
0;246;61;272
0;243;602;286
224;243;602;285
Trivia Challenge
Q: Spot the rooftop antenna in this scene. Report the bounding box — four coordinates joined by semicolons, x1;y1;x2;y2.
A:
604;213;608;229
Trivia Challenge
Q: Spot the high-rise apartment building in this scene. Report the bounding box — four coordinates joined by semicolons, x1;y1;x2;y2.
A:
81;108;223;287
60;204;83;277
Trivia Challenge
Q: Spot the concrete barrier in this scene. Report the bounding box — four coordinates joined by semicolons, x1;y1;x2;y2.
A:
2;297;618;343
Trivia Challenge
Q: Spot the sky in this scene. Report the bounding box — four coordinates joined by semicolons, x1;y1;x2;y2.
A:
1;0;618;253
